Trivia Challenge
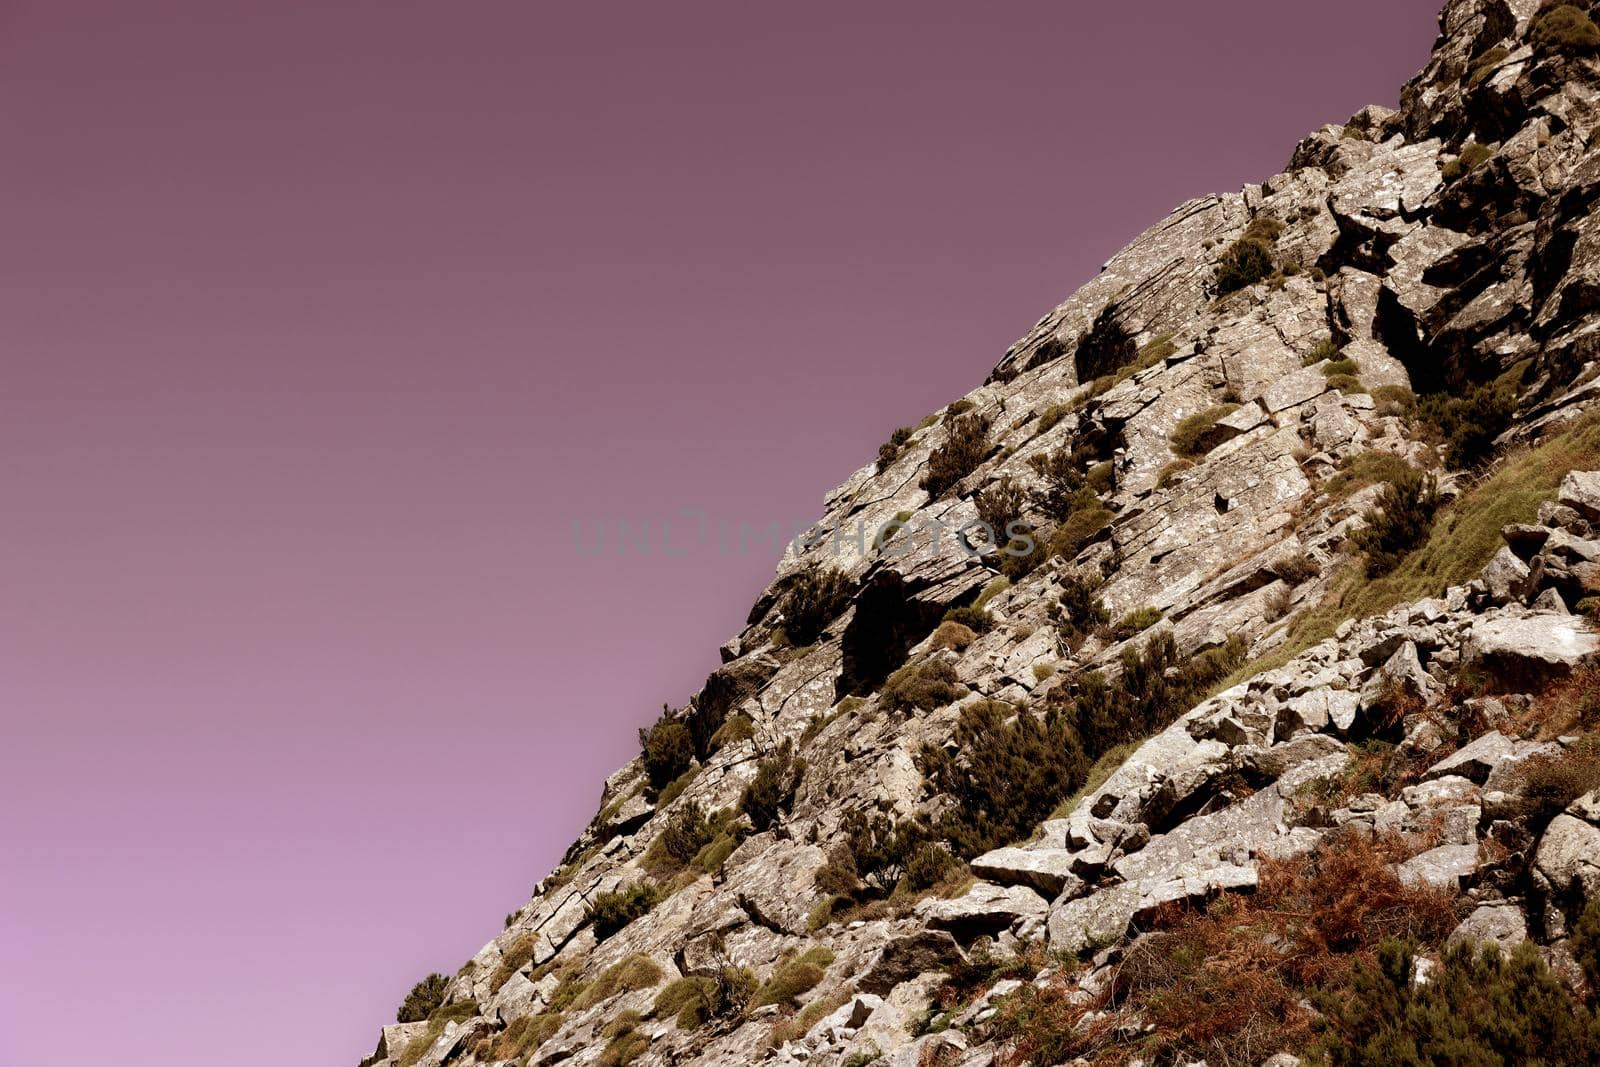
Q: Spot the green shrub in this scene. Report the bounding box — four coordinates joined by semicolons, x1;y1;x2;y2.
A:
836;810;932;894
1419;379;1518;469
1573;899;1600;990
1054;570;1110;643
598;1013;649;1067
692;831;739;875
751;947;835;1008
1323;357;1361;378
396;973;448;1023
1466;45;1510;87
1531;4;1600;53
876;426;914;473
1051;631;1248;757
1215;238;1275;295
740;741;805;831
1170;404;1241;457
1326;373;1367;395
1277;551;1320;586
1304;337;1341;365
490;1013;561;1061
942;604;994;634
655;765;699;807
1352;471;1440;577
1316;939;1600;1065
643;802;718;877
588;882;665;940
922;413;991;499
781;564;854;646
1372;384;1418;418
1049;506;1114;560
929;620;977;651
880;657;964;714
1037;403;1073;433
489;934;539;992
974;577;1010;609
1113;608;1164;641
1507;734;1600;822
1443;142;1495;182
575;955;665;1011
919;699;1089;858
1324;451;1419;502
710;713;754;749
639;711;695;793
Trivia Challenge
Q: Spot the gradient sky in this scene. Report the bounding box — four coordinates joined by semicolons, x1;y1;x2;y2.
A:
0;3;1445;1064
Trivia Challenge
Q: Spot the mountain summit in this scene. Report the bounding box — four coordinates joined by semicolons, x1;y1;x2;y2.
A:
365;3;1600;1064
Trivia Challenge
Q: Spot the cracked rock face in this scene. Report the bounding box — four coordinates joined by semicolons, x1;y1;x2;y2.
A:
359;3;1600;1065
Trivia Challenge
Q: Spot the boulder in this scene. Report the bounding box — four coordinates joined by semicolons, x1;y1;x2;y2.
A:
1464;614;1599;688
1424;731;1516;784
857;930;965;996
1397;843;1480;890
916;883;1048;935
1558;471;1600;523
968;847;1083;897
1533;813;1600;927
1482;547;1530;604
1449;902;1529;955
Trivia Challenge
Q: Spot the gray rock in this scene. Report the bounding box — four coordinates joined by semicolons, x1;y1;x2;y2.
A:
1449;902;1528;955
857;931;965;996
916;883;1048;935
1464;614;1599;687
969;847;1083;897
1559;471;1600;524
1482;547;1530;605
1397;844;1479;890
1424;732;1516;784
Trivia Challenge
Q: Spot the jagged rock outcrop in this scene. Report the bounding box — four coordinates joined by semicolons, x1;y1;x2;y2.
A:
361;4;1600;1065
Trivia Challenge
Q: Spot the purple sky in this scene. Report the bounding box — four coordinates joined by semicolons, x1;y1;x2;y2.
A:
0;3;1444;1063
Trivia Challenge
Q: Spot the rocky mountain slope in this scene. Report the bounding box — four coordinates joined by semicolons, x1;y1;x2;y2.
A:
364;3;1600;1065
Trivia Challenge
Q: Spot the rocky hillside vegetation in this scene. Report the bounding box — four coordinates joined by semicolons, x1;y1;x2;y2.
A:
364;3;1600;1065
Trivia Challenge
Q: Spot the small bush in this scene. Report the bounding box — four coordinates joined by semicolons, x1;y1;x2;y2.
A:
1531;4;1600;53
575;955;665;1011
1215;238;1275;295
1466;45;1510;87
919;699;1089;858
1326;373;1367;395
880;658;965;715
1443;141;1495;183
692;831;739;875
1372;384;1418;418
1170;404;1241;458
489;934;538;992
1037;403;1073;433
1113;608;1164;641
396;973;448;1023
1418;378;1518;469
751;946;835;1008
1507;734;1600;822
974;577;1010;609
942;604;994;633
1324;451;1419;502
1276;551;1319;586
490;1013;561;1061
1352;470;1440;577
929;620;977;651
1304;338;1341;365
782;564;854;646
639;711;695;793
1054;570;1110;643
1317;939;1600;1065
643;802;718;877
1323;357;1361;378
1048;506;1113;560
1028;443;1101;522
922;413;991;499
740;741;805;831
876;426;914;473
710;713;754;749
588;882;665;941
655;765;699;807
598;1013;649;1067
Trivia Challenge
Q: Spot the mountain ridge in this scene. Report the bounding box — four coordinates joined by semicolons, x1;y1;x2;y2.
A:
364;3;1600;1064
